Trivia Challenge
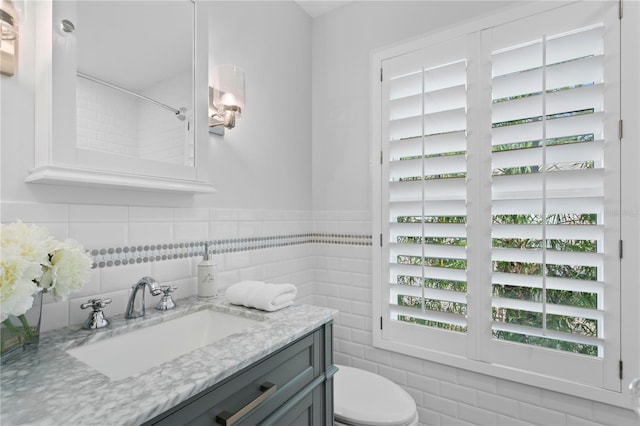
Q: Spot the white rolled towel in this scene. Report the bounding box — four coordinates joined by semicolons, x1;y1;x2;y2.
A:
226;280;297;312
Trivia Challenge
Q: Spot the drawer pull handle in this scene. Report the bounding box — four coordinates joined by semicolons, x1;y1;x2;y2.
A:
216;382;277;426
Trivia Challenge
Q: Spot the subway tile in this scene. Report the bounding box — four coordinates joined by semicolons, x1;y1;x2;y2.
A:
496;378;542;406
236;266;264;282
350;358;379;373
338;312;366;330
41;300;70;332
416;407;439;426
129;222;172;245
172;277;197;301
69;204;128;223
210;221;238;239
407;373;440;394
129;206;173;222
224;252;252;271
2;202;69;223
262;210;286;222
424;394;458;419
333;325;351;341
391;352;423;374
422;360;458;384
540;389;593;421
591;401;638;425
457;370;497;394
518;401;567;426
174;207;209;222
173;221;208;243
339;285;370;301
217;270;240;290
70;222;128;249
237;209;260;221
439;414;474;426
378;364;408;386
440;381;477;406
566;415;604;426
151;259;192;282
325;296;352;313
476;391;519;419
497;415;534;426
364;347;392;366
339;340;366;359
334;353;351;366
351;300;371;317
238;221;262;237
210;208;239;222
458;403;499;426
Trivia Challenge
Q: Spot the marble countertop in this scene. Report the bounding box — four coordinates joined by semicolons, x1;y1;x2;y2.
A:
0;297;337;426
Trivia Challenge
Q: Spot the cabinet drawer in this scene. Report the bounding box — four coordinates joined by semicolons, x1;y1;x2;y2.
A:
147;329;321;426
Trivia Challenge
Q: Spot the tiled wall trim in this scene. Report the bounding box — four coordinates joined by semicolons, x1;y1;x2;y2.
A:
90;233;373;268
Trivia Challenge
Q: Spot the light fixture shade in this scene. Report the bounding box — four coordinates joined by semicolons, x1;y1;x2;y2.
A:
210;64;245;116
0;0;18;40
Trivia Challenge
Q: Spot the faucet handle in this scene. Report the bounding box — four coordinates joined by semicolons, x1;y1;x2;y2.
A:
156;284;178;311
160;284;178;295
81;298;111;330
81;298;112;311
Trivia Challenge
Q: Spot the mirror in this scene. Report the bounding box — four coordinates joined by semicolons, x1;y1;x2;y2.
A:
29;0;213;193
76;1;194;167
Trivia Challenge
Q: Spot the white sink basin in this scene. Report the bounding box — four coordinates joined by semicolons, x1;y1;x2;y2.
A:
66;309;261;380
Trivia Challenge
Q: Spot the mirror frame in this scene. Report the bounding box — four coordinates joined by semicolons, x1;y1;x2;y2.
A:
29;0;214;193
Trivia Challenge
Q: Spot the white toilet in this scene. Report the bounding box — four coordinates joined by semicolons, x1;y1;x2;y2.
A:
333;364;419;426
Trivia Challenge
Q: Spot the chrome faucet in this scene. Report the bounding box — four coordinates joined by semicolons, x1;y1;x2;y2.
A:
125;276;162;319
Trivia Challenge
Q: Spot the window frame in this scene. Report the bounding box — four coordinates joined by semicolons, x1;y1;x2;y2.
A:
371;0;640;408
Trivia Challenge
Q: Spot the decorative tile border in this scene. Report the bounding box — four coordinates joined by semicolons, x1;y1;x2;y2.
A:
90;233;372;268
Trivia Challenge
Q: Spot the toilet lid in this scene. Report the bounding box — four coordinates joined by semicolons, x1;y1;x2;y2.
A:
334;365;417;426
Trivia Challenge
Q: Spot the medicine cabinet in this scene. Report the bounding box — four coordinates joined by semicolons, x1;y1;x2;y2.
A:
29;0;214;193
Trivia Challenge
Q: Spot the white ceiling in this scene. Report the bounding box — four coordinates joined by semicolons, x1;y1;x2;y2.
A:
295;1;353;18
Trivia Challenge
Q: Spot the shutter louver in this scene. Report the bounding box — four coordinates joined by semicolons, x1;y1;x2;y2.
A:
388;57;468;333
490;24;606;357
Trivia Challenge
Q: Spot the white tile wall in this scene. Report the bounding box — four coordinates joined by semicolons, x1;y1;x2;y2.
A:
3;202;638;425
77;75;191;165
1;202;315;333
76;77;139;157
312;210;639;426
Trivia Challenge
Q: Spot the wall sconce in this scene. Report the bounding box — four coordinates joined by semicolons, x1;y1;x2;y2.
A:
209;64;245;135
0;0;18;76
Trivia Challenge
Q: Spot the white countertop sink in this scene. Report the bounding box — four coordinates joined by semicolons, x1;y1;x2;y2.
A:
66;309;262;380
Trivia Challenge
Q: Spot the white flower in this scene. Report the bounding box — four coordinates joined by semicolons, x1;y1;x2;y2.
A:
1;221;55;268
0;221;93;320
0;246;42;322
47;239;93;301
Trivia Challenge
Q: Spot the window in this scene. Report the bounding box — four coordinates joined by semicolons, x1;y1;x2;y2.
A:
373;0;625;399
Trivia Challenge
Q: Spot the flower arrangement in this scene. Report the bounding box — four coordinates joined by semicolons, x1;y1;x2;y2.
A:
1;221;93;355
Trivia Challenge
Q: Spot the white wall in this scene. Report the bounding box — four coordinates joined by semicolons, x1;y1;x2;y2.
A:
311;1;639;425
205;1;312;210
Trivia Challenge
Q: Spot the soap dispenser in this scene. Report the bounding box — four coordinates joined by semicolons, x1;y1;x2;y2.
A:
197;243;217;298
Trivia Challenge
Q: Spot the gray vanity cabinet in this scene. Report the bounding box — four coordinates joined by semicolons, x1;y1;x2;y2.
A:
144;322;334;426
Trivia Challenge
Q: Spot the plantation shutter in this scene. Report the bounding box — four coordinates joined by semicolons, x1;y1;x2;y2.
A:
381;35;473;354
483;1;620;390
376;0;620;389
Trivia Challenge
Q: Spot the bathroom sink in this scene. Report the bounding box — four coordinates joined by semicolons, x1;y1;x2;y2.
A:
66;309;261;380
